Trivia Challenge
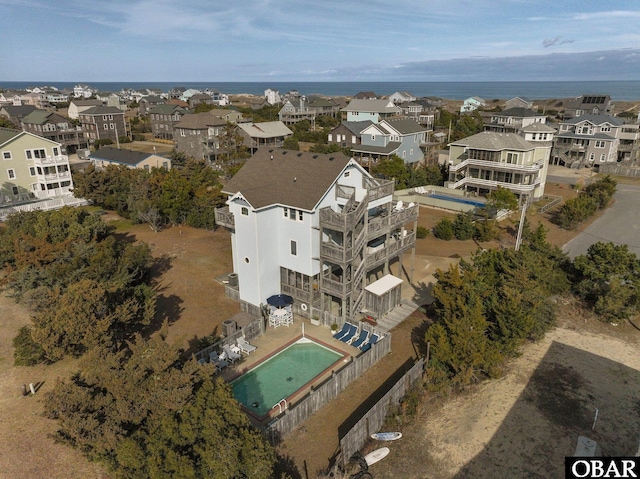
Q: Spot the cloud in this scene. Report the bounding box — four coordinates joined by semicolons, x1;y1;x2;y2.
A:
543;36;575;48
573;10;640;20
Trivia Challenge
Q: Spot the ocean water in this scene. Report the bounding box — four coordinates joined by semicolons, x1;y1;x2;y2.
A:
1;81;639;101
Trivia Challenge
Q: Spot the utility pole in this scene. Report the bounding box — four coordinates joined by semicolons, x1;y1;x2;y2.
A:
514;194;529;251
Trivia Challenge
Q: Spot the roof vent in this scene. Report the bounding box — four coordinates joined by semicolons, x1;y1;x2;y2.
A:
329;156;334;161
282;151;287;155
313;155;318;159
270;155;273;160
297;152;302;157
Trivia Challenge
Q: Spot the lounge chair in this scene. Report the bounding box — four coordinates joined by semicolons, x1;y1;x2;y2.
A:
332;323;350;340
209;351;229;370
350;329;369;348
360;333;379;352
339;323;357;344
223;344;242;363
237;337;256;354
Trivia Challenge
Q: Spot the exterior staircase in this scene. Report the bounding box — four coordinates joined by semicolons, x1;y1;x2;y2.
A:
374;298;420;332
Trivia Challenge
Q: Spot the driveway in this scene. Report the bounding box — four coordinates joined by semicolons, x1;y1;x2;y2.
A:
562;183;640;258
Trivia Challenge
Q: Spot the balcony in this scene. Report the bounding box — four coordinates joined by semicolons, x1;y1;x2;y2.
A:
214;206;235;229
38;171;71;181
365;231;416;270
321;276;351;297
450;176;541;193
32;155;69;166
449;158;543;174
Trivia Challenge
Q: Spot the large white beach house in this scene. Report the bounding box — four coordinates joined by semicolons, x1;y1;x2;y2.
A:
215;149;418;323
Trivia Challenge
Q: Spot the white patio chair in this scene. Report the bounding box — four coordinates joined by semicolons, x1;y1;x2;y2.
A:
237;337;256;354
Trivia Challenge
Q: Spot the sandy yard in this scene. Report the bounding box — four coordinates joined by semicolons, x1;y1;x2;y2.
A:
0;177;636;479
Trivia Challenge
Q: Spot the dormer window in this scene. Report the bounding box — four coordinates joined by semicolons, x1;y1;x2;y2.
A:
241;207;248;216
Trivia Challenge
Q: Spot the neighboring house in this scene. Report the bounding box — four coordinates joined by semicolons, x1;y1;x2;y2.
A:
148;104;189;140
237;121;293;153
20;109;88;153
388;91;416;105
308;98;342;118
351;118;428;165
264;88;282;105
460;97;486;113
0;105;38;127
89;147;171;171
138;95;166;116
79;106;127;145
21;92;48;109
188;93;215;109
447;131;552;200
617;122;640;162
68;99;104;120
551;114;623;168
173;111;227;161
179;89;202;102
214;148;418;322
106;93;126;111
204;89;229;106
0;90;26;106
46;91;70;104
484;107;547;134
341;99;402;124
0;127;74;202
353;91;378;100
562;95;613;119
278;96;316;125
504;97;534;110
73;84;94;98
327;120;374;147
208;109;244;123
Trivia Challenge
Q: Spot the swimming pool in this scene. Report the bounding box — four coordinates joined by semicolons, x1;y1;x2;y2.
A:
231;337;344;417
430;193;485;208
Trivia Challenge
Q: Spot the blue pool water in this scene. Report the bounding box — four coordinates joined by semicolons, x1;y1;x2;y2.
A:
231;338;343;417
430;193;485;208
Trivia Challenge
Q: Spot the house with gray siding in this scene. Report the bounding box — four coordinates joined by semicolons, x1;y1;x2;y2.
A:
351;119;428;165
173;111;227;161
328;121;373;148
148;104;189;141
341;99;402;124
484;107;547;134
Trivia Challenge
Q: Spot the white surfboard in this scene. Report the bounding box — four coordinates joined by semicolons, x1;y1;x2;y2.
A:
364;447;390;466
371;431;402;441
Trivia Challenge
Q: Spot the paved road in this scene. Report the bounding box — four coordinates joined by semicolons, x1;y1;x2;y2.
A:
562;183;640;258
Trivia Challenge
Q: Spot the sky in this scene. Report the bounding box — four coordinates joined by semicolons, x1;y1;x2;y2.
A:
1;0;640;82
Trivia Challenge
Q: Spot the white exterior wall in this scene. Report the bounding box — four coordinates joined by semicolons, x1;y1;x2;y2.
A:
346;111;379;123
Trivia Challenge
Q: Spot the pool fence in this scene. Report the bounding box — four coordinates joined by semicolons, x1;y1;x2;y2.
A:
265;329;391;442
338;357;426;465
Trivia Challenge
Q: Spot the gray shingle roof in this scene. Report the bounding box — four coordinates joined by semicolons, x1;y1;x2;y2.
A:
351;142;402;155
81;106;125;115
148;104;188;115
222;149;350;210
88;147;164;166
450;131;535;151
381;119;427;135
237;121;292;138
342;99;401;114
521;123;557;132
21;109;53;125
0;127;21;146
563;114;623;127
340;121;374;135
174;112;226;130
493;107;541;118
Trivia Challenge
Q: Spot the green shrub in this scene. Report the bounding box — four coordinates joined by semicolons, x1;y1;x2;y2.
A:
433;218;454;240
416;226;429;239
452;212;475;240
13;326;46;366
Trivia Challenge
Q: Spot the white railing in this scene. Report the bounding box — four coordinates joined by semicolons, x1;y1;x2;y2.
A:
33;155;69;165
449;158;543;173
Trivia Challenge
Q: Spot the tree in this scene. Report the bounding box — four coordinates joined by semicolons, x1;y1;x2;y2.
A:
282;136;299;151
452;212;475;240
572;242;640;322
486;187;518;212
433;217;454;240
425;265;502;387
371;155;409;188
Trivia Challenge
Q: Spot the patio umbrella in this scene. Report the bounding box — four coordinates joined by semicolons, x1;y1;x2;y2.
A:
266;294;293;308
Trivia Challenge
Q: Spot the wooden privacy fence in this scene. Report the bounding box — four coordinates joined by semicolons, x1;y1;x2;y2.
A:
194;317;264;363
338;357;425;465
598;164;640;178
265;333;392;441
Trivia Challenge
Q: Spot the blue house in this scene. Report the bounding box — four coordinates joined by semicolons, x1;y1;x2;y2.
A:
351;119;427;165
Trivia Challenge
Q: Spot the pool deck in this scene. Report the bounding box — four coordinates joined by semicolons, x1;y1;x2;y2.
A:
219;318;359;425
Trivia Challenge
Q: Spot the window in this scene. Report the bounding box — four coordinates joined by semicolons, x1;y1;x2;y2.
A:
601;126;610;132
26;150;32;159
241;207;248;216
110;124;115;129
7;169;15;179
2;151;10;160
11;186;18;195
60;181;71;187
298;210;303;221
600;154;606;162
29;167;35;176
283;207;288;218
289;208;296;220
328;134;332;142
290;240;297;256
595;140;605;148
506;152;518;164
344;171;350;178
104;124;108;130
53;147;59;156
371;135;375;141
589;153;595;161
162;162;168;169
